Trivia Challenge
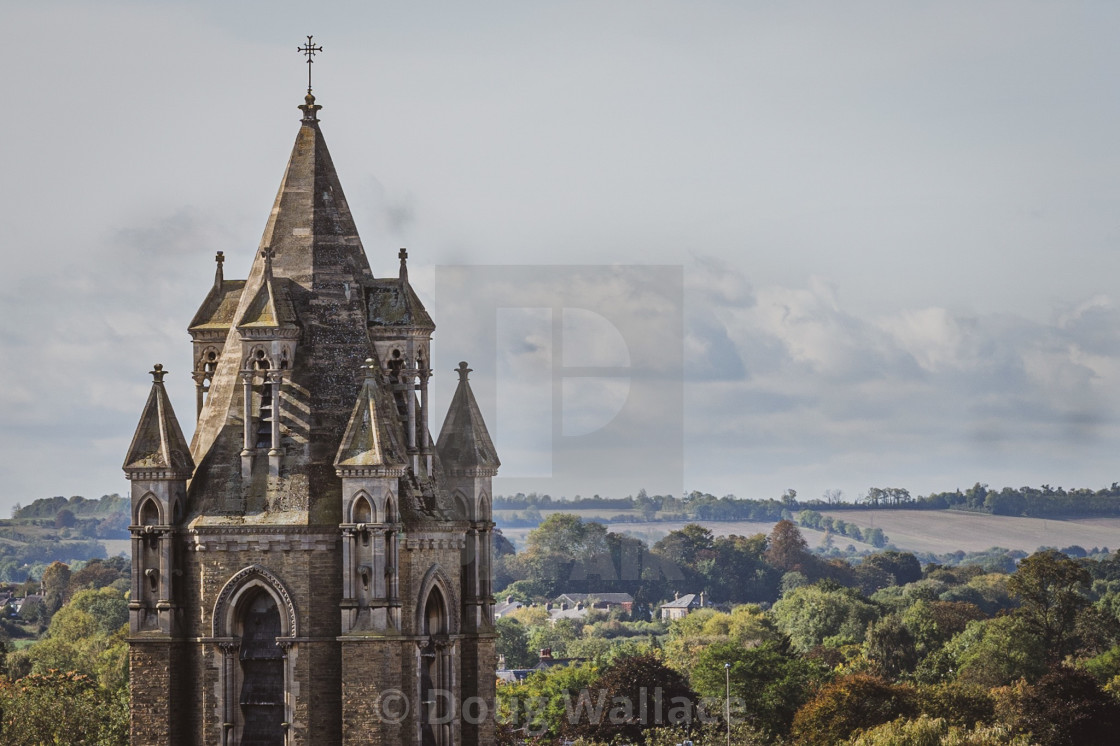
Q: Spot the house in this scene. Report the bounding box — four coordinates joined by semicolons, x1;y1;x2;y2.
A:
494;596;524;619
554;592;634;614
659;592;706;620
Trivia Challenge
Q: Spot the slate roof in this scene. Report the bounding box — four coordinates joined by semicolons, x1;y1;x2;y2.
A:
123;367;195;476
189;280;247;332
334;365;408;473
366;278;434;330
436;363;499;474
555;592;634;606
660;593;703;609
237;273;298;331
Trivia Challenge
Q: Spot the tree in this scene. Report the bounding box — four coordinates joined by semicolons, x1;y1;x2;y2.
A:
791;674;917;745
901;600;985;660
26;587;129;691
994;666;1120;746
864;614;918;678
560;653;695;743
764;520;813;574
54;509;76;529
936;615;1047;688
772;584;880;652
863;551;922;586
692;640;822;736
496;617;535;669
842;715;1032;745
0;670;128;745
1008;550;1091;662
39;561;71;616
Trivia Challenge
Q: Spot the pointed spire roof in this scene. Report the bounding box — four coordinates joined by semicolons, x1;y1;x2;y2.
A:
334;360;408;475
367;248;435;331
236;249;298;330
188;93;386;522
437;362;500;476
123;365;195;478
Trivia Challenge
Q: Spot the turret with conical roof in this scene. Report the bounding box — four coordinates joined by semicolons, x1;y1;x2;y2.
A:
437;361;499;636
123;364;194;637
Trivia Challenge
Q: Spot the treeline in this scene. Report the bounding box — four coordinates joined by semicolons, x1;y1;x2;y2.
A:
495;524;1120;745
497;481;1120;520
12;495;128;520
0;494;130;583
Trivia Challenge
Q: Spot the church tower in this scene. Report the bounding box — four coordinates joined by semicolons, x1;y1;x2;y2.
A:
125;83;498;745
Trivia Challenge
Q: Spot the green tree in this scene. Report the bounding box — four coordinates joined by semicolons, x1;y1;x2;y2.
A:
0;671;128;746
692;639;822;736
1008;550;1091;662
901;600;985;661
772;583;880;652
864;614;918;678
26;587;129;691
561;652;695;743
496;617;535;669
936;615;1046;688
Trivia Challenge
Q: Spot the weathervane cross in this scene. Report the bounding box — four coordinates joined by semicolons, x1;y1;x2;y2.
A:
298;35;323;93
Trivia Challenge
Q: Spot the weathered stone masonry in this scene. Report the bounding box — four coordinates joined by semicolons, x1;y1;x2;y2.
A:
123;90;499;746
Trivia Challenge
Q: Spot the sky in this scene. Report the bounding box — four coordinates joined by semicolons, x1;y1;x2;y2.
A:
4;0;1120;513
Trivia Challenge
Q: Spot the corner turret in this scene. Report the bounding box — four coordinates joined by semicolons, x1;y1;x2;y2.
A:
123;364;194;635
437;361;499;632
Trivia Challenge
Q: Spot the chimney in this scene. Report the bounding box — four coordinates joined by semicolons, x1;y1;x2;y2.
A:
674;591;679;600
539;648;552;661
699;591;705;607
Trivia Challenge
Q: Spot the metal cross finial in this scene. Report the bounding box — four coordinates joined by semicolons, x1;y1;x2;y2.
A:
298;36;323;93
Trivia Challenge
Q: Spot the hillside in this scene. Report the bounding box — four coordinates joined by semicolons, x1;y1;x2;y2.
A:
823;509;1119;554
0;494;129;581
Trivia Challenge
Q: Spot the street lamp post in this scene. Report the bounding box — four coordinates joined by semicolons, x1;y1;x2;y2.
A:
724;661;731;746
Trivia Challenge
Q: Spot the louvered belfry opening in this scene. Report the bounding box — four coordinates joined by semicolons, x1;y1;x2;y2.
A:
239;590;285;746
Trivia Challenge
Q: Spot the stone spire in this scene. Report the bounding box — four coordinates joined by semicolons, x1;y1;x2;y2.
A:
436;362;500;476
123;365;195;477
187;93;383;523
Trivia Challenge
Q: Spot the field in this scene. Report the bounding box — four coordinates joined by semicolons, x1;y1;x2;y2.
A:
494;509;1120;555
823;510;1120;554
100;539;131;556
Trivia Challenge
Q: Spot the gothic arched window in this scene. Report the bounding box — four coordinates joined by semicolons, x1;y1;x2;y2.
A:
236;588;285;746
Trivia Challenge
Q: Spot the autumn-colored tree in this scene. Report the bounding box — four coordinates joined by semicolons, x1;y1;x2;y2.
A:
993;666;1120;746
764;520;813;574
560;652;695;743
39;561;71;615
915;682;995;729
791;674;917;745
842;714;1032;745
